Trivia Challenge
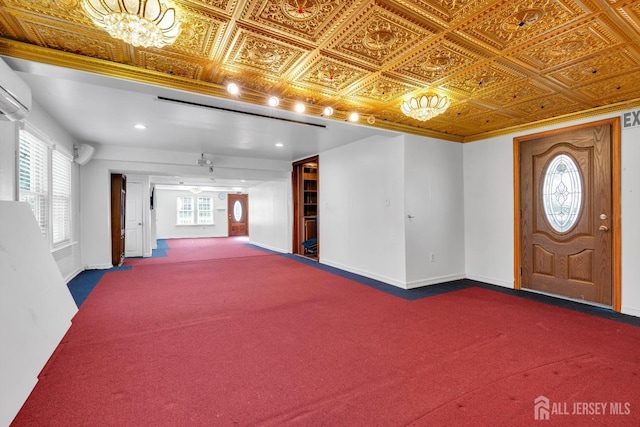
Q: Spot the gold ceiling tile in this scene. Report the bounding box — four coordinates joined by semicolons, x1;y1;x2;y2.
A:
247;0;352;43
11;14;122;62
441;62;524;96
393;38;485;85
294;56;369;93
483;79;552;107
458;0;586;52
613;1;640;35
1;0;86;23
328;4;435;67
388;0;494;25
225;30;306;76
165;6;226;58
513;21;620;70
189;0;237;15
508;94;578;116
578;70;640;104
348;75;418;102
549;49;640;87
138;51;204;80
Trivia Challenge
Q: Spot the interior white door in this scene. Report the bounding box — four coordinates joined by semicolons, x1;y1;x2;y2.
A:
125;181;143;257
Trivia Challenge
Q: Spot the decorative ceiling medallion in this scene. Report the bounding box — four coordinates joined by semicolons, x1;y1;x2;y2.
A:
444;64;522;95
514;23;615;70
551;51;639;87
230;34;302;74
281;0;319;21
351;77;415;102
362;29;396;51
171;10;223;56
462;0;585;50
254;0;347;41
297;58;365;91
394;40;480;83
501;8;545;32
332;9;429;66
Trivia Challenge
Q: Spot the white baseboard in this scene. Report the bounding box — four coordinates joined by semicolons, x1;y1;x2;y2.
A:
621;305;640;318
465;274;514;288
84;263;113;271
406;274;466;289
248;241;288;254
63;267;84;284
319;258;408;289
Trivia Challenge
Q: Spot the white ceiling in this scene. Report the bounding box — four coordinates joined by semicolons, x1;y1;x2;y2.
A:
6;57;399;189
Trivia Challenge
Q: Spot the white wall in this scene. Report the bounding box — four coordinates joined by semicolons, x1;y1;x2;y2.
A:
155;189;229;239
0;201;78;427
248;180;292;253
320;135;408;287
462;136;514;287
620;123;640;316
463;111;640;316
0;120;18;201
404;135;466;287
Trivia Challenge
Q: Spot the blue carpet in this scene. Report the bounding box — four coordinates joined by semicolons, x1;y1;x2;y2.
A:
67;266;131;308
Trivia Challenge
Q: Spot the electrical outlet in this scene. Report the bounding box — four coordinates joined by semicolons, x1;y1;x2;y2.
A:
430;252;435;262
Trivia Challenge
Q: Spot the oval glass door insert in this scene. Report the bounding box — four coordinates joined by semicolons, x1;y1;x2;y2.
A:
233;200;243;222
542;153;582;232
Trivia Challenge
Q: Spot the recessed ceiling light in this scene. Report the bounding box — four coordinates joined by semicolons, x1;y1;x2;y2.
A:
323;106;334;117
275;143;284;147
268;96;279;107
349;112;359;122
227;83;239;95
134;124;146;129
295;102;305;113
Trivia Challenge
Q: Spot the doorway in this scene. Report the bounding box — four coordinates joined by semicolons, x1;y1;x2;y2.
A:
228;193;248;236
514;118;621;310
292;156;319;259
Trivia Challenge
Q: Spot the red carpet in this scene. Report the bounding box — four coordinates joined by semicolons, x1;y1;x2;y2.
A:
11;238;640;426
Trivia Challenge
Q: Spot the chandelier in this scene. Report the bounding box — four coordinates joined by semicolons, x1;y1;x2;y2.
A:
400;93;451;121
82;0;181;48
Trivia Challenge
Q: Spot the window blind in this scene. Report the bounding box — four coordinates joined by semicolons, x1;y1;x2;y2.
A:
52;149;72;246
18;132;48;238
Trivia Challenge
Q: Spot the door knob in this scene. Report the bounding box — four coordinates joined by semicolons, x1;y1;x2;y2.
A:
599;225;609;232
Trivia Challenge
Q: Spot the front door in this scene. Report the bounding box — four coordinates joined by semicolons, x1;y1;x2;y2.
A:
518;119;615;306
228;193;248;236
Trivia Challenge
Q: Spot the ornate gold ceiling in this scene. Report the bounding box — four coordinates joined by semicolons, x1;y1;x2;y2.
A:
1;0;640;141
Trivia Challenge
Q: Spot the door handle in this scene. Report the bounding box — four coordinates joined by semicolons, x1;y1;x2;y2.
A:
599;225;609;232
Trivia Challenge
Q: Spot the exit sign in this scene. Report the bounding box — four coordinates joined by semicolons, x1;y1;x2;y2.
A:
622;109;640;129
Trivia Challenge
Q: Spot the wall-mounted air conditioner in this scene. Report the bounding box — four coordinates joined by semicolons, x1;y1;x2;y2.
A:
0;57;31;121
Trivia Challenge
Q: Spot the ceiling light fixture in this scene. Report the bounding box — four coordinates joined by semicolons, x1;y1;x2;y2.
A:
82;0;181;48
227;83;239;95
268;96;279;107
189;187;202;194
295;102;305;113
348;112;359;122
322;106;334;117
134;123;146;129
400;93;451;121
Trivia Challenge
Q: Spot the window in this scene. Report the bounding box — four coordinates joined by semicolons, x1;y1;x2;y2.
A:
542;153;583;233
176;196;214;225
19;131;48;237
197;197;213;224
177;196;194;225
18;126;74;248
51;150;72;246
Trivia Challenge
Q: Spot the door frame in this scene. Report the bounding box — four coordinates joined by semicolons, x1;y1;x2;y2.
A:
513;117;622;311
227;193;249;236
292;156;319;258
